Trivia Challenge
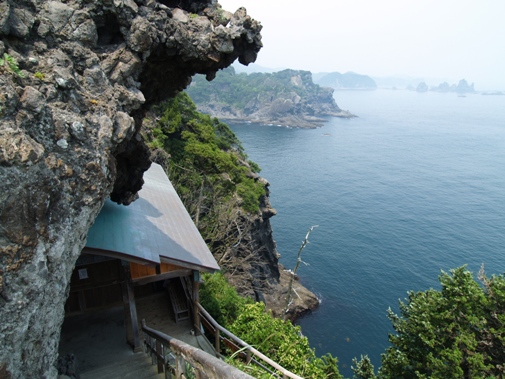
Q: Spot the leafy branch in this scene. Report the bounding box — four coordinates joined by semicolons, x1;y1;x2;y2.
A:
0;53;25;78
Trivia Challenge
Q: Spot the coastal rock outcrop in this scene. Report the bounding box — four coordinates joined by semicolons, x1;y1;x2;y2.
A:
430;79;476;93
0;1;261;377
187;67;355;128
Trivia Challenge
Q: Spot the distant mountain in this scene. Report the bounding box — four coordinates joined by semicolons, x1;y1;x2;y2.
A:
314;71;377;90
186;67;355;128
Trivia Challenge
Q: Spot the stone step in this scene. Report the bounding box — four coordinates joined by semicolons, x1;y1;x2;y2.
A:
80;353;165;379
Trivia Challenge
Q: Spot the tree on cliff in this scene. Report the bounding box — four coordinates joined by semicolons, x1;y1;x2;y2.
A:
352;266;505;379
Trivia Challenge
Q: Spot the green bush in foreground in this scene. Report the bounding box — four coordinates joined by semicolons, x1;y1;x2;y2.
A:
201;273;343;378
200;272;252;327
230;302;343;378
353;266;505;379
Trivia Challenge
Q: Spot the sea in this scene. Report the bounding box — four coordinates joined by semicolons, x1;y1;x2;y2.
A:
227;89;505;378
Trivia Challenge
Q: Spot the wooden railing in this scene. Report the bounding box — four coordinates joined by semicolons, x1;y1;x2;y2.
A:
197;304;304;379
142;319;254;379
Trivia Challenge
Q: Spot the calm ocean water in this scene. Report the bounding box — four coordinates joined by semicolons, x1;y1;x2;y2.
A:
228;89;505;377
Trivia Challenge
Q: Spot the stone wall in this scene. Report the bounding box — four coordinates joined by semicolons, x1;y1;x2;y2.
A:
0;1;261;377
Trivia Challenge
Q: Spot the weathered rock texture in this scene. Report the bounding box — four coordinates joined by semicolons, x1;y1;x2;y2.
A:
0;1;261;377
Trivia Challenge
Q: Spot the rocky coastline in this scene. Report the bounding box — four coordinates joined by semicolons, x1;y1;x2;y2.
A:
186;67;356;128
203;109;355;129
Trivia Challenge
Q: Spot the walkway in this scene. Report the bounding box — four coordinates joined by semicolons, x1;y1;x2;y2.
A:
59;292;214;377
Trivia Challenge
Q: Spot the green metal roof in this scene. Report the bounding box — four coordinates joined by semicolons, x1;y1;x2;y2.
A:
85;163;220;272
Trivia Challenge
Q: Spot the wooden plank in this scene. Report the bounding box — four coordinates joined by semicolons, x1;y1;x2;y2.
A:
130;262;157;279
167;283;189;323
200;314;215;335
130;262;140;279
222;338;247;360
160;262;182;273
132;269;191;286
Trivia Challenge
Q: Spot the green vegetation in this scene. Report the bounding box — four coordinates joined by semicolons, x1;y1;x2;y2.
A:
200;272;253;326
201;272;344;378
186;66;327;111
34;71;45;80
144;92;264;215
0;53;25;77
353;266;505;379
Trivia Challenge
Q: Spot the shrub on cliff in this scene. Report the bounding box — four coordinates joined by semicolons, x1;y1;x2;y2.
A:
352;266;505;379
200;272;252;326
229;302;343;378
201;273;344;378
143;91;264;215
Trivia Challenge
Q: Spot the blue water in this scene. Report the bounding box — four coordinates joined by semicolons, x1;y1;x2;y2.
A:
227;90;505;377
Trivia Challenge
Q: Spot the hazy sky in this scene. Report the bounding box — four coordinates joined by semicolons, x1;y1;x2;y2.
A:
219;0;505;90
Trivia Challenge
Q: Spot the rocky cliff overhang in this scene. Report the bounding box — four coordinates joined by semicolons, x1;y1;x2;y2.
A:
0;1;261;377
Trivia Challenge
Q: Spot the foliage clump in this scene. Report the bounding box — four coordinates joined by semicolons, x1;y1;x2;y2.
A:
0;53;25;77
353;266;505;379
200;272;252;326
144;91;264;215
200;273;343;378
34;71;45;80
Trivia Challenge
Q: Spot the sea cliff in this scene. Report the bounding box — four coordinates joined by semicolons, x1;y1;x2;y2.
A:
0;1;263;377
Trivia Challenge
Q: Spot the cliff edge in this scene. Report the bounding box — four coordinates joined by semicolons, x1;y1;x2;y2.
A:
0;1;261;377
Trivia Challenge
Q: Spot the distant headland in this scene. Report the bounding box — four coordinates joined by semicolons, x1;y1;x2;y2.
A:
186;67;356;129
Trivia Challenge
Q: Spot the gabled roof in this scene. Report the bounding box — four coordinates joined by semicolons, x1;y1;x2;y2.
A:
85;163;220;273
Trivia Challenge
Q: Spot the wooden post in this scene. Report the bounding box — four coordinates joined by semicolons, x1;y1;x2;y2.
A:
246;349;252;364
121;261;142;352
156;339;164;373
193;271;201;333
215;329;220;353
176;355;185;377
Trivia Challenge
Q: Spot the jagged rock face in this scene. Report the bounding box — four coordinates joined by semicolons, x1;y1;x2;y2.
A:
225;179;319;320
222;178;280;299
0;1;261;377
